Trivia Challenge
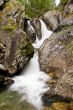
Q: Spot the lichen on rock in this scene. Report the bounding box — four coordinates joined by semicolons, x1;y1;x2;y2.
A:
0;0;34;76
39;1;73;107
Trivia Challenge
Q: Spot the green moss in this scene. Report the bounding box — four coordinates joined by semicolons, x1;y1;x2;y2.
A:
55;24;73;33
25;44;34;57
0;90;34;110
20;42;34;58
2;18;17;31
2;25;16;31
64;40;73;54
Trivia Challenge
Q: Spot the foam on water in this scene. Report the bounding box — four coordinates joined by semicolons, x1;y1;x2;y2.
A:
10;19;52;110
32;19;52;48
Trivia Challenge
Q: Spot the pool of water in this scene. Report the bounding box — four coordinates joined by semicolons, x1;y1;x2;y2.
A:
0;89;36;110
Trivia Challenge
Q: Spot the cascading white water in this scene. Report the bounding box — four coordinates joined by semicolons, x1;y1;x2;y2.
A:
55;0;60;6
10;19;52;110
32;20;52;49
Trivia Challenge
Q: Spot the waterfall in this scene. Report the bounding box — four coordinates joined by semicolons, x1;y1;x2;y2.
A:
55;0;60;6
10;19;52;110
32;19;52;49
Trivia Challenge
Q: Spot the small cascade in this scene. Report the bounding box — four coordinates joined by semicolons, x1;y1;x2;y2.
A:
55;0;60;6
10;19;52;110
32;19;52;48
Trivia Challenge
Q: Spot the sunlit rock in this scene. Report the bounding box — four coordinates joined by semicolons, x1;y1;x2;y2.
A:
41;10;62;31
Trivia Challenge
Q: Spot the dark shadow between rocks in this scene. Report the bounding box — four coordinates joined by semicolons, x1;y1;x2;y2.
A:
42;94;72;106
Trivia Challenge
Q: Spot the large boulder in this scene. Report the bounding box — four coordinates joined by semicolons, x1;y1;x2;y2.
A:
38;26;73;78
0;30;34;75
39;8;73;102
41;10;62;31
42;70;73;105
40;0;73;107
53;71;73;100
0;0;34;75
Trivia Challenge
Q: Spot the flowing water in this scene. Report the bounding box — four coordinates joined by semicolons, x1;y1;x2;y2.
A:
0;1;62;110
55;0;60;6
8;19;52;110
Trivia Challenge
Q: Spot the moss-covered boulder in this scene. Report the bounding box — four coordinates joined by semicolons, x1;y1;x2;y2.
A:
30;18;42;40
38;26;73;78
0;30;34;75
0;0;25;30
0;0;34;75
38;23;73;101
39;0;73;107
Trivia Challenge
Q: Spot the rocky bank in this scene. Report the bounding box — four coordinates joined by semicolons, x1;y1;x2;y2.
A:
0;0;34;87
38;0;73;109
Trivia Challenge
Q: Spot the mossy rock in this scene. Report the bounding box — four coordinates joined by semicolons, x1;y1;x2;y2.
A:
38;25;73;77
0;0;34;75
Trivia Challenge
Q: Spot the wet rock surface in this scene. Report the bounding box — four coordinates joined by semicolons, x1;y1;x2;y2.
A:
24;18;36;43
30;18;42;40
0;75;14;88
24;18;42;43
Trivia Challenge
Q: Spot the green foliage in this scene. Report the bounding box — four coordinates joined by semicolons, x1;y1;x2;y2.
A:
60;0;69;6
0;90;34;110
58;0;69;12
18;0;55;18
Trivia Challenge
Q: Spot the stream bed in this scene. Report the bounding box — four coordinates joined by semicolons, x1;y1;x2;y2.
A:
0;20;52;110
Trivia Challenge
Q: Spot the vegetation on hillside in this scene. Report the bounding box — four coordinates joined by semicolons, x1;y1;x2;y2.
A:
18;0;55;18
